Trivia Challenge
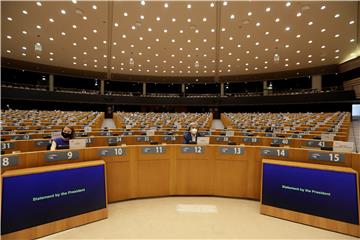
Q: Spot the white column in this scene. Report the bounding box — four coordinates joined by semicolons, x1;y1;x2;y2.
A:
100;80;105;95
143;82;146;96
263;80;267;96
312;75;322;91
49;74;54;92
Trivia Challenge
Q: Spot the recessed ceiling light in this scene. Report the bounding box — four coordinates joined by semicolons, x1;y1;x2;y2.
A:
114;22;119;27
285;64;288;67
92;5;97;10
147;46;151;49
49;37;54;41
22;30;27;34
73;42;77;46
296;34;301;38
187;39;191;43
275;18;280;22
49;18;54;22
7;17;13;21
285;26;290;31
22;46;27;50
321;58;325;61
255;42;259;45
164;29;168;33
335;49;340;53
130;44;134;47
265;31;269;35
179;29;184;33
122;34;126;38
308;40;312;44
148;28;152;31
83;51;87;55
350;39;355;42
156;16;160;21
72;25;77;29
221;28;226;32
187;4;191;8
254;56;258;59
36;2;42;6
223;1;228;6
195;29;199;33
245;68;248;71
50;58;54;61
103;54;107;58
6;50;11;53
172;18;176;22
321;45;326;48
248;12;252;16
230;14;235;19
308;21;313;25
211;29;215;32
156;38;159;42
321;5;326;10
131;25;136;30
140;15;144;20
256;22;261;27
36;56;40;59
164;3;168;8
296;12;302;17
265;48;269;51
210;2;215;7
73;62;76;65
124;12;128;16
335;56;339;59
321;28;326;32
61;9;66;14
93;29;97;33
334;14;340;18
203;17;207;22
94;46;98;49
73;56;77;59
275;38;279;42
246;34;251;38
83;16;87;20
6;35;12;39
296;62;300;65
285;44;289;48
349;20;355;25
187;18;191;22
308;54;312;58
141;1;145;6
237;44;241;48
179;47;183;51
286;2;291;7
246;50;250;54
22;10;28;15
296;50;301;53
283;59;287;62
72;0;77;3
266;7;271;12
36;25;41;29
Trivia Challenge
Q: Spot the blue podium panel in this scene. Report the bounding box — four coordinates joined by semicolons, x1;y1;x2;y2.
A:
1;165;106;235
262;162;359;224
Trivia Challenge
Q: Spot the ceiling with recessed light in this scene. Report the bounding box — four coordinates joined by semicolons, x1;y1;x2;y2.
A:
1;1;359;80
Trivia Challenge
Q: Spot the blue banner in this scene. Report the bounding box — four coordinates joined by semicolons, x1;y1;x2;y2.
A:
1;165;106;234
262;163;358;224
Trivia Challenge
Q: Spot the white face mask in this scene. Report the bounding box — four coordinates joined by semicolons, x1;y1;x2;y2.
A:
190;128;197;134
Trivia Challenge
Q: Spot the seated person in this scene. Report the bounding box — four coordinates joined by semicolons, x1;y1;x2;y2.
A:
50;126;75;151
183;122;200;144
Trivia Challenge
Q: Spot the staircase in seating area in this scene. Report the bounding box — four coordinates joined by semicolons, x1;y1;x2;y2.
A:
211;119;225;130
101;119;116;129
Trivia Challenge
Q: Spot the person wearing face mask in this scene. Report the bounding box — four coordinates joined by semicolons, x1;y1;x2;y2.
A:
50;126;75;151
183;122;199;144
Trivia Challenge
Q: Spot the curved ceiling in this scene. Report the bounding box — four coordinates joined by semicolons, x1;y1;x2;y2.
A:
1;1;359;80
